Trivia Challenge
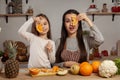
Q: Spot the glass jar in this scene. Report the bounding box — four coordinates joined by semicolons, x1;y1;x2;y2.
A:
110;47;117;56
7;2;14;14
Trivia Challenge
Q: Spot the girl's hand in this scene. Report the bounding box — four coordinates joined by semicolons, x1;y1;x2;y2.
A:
33;17;41;24
77;13;93;27
64;61;79;68
46;41;53;53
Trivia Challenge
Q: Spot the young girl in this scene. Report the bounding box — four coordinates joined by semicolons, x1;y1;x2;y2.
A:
55;9;104;68
18;13;56;68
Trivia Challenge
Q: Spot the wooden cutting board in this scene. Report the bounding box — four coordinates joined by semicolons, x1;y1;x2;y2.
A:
31;71;56;77
29;68;57;77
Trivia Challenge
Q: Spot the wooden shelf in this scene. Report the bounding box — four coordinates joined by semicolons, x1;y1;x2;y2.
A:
5;0;28;4
0;13;33;23
87;12;120;21
92;0;114;3
0;13;33;17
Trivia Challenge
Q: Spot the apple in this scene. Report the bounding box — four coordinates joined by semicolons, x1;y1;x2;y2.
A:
70;64;80;75
57;69;68;76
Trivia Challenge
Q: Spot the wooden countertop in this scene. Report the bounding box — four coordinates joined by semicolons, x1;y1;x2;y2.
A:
0;68;120;80
0;55;120;80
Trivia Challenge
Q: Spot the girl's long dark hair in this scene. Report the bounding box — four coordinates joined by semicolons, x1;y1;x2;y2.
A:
31;13;51;39
56;9;87;63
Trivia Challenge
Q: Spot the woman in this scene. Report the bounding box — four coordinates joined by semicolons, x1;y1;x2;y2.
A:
55;9;104;68
18;13;56;68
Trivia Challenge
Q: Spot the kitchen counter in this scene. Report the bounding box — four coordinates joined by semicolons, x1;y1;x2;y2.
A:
0;68;120;80
0;55;120;80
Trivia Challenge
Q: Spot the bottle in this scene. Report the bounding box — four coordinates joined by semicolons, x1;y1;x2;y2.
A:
7;2;13;14
110;46;117;56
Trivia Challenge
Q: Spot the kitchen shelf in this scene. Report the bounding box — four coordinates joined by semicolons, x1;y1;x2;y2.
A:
87;12;120;21
5;0;28;4
92;0;114;3
0;13;33;23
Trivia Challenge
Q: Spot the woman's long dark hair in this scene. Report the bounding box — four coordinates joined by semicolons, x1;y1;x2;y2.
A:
31;13;51;39
56;9;87;63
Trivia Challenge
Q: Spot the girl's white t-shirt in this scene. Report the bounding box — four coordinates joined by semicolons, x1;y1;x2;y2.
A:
18;18;55;68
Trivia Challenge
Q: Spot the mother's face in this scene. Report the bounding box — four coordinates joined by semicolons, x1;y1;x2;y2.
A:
64;13;79;35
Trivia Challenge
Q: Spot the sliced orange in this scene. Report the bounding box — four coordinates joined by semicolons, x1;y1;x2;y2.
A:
52;66;59;72
71;16;78;26
36;23;43;32
40;68;48;72
29;68;40;75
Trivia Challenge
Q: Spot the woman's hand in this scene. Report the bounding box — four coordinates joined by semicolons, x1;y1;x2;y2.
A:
46;41;53;53
77;13;93;27
64;61;79;68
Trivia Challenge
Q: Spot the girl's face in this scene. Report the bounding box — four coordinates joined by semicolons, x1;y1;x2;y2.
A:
37;16;49;35
65;13;79;36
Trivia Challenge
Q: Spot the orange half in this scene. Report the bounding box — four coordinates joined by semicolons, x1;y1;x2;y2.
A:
29;68;40;75
36;23;43;32
71;16;78;26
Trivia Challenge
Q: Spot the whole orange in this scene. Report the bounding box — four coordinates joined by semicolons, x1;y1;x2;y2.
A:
80;62;89;67
91;61;101;73
79;62;93;76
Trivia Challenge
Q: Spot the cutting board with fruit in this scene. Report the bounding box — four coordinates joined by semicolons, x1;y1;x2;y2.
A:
29;66;68;77
29;68;56;77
